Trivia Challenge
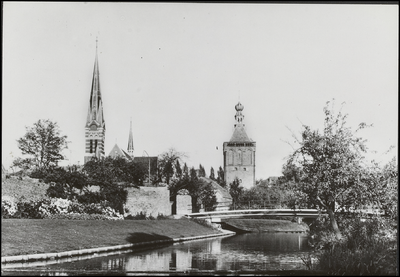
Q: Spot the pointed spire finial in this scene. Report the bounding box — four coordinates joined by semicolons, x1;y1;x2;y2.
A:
127;118;134;157
96;37;98;51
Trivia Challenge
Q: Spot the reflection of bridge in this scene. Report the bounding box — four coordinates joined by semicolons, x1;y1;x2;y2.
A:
185;209;322;223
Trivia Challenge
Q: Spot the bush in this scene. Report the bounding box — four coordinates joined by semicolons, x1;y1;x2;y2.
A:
308;214;398;275
1;196;18;218
76;191;103;204
29;167;49;180
124;212;156;220
14;201;44;219
317;238;397;275
44;213;123;220
156;213;172;220
2;197;124;220
46;182;69;199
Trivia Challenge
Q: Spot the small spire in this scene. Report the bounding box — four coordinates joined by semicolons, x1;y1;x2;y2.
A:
127;118;134;157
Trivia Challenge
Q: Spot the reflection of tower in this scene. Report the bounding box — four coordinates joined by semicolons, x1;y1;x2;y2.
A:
84;39;106;164
223;102;256;189
127;119;134;158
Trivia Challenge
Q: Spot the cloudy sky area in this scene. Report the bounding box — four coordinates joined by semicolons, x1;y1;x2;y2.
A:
2;2;398;179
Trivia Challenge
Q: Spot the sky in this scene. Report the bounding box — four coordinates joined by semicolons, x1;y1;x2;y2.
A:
2;2;398;180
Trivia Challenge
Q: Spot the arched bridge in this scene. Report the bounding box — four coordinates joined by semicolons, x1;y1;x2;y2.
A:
185;208;322;224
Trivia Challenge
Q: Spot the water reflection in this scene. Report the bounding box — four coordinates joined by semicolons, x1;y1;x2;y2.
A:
3;233;311;275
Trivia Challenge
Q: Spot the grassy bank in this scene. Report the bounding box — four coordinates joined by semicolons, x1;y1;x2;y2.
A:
1;177;49;203
224;219;309;232
1;218;222;257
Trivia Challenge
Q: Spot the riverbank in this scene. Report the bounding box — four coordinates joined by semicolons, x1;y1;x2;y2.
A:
223;218;310;232
1;218;224;257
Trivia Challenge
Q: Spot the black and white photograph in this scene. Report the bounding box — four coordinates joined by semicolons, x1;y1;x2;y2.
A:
2;2;398;276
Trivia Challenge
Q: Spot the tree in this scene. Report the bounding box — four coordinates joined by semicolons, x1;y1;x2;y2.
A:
158;148;186;185
187;167;201;212
182;163;189;179
45;165;87;199
283;100;376;239
358;157;398;220
229;177;244;209
198;164;206;177
175;160;182;180
217;166;226;187
199;182;217;212
11;157;34;173
83;156;146;186
209;167;216;180
17;119;68;170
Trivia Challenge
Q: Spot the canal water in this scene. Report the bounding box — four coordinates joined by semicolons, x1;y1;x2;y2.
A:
2;232;313;276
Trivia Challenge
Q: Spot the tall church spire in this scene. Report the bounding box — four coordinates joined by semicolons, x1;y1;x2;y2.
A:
84;39;106;164
127;119;134;158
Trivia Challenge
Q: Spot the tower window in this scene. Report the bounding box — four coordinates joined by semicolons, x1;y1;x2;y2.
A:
90;140;93;153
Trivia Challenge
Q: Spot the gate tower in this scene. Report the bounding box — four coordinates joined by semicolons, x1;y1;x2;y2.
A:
223;102;256;189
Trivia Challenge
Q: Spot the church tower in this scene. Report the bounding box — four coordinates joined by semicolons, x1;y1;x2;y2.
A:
223;102;256;189
84;40;106;164
127;119;134;158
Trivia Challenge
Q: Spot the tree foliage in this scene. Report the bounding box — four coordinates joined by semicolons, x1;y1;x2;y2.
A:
198;164;206;177
45;165;87;199
17;119;69;170
229;177;243;208
83;156;146;186
157;148;186;185
217;166;226;187
283;100;396;239
209;167;216;180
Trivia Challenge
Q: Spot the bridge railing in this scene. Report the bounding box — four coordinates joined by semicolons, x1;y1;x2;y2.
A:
230;200;283;210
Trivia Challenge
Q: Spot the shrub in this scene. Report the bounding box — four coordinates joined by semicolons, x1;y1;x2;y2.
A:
44;213;123;220
46;182;69;199
156;213;172;220
29;167;49;179
316;238;397;275
2;197;124;220
124;212;156;220
310;214;398;275
1;196;18;218
76;191;103;204
14;201;44;219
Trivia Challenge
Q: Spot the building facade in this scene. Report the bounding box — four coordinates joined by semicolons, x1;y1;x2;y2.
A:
223;102;256;189
84;43;106;164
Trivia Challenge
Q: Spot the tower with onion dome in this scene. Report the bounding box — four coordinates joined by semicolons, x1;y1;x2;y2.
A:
84;39;106;164
223;102;256;189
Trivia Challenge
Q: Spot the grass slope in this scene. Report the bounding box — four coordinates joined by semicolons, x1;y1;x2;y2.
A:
1;218;222;257
224;219;309;232
1;177;49;203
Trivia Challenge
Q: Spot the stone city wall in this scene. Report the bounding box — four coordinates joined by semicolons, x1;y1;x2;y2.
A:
125;186;171;217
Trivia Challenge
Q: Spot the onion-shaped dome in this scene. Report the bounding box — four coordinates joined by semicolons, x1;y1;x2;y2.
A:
235;102;244;111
